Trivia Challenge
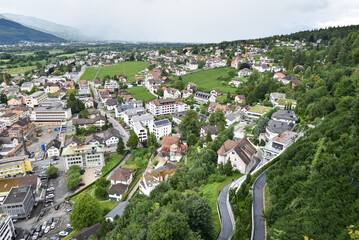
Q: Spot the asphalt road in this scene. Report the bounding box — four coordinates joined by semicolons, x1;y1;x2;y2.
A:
217;183;234;240
252;172;266;240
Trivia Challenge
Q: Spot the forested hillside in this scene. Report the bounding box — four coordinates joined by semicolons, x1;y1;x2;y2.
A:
263;30;359;239
0;18;65;44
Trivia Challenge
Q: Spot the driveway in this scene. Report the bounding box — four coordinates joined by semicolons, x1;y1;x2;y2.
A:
252;172;266;240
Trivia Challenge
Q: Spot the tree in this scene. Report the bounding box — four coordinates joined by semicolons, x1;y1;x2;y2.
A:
117;137;125;154
206;131;212;142
70;194;101;230
66;165;82;189
149;210;194;240
253;117;269;136
209;109;226;127
224;159;233;176
157;88;164;97
179;110;200;138
186;195;215;239
187;134;197;146
79;109;89;119
147;133;158;147
283;49;291;69
45;165;58;177
0;94;7;104
94;178;109;200
127;132;139;150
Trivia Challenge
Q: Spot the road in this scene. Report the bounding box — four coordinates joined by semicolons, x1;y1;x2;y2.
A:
217;183;235;240
251;172;266;240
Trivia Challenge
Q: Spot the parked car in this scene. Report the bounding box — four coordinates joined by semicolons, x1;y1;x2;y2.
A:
54;204;60;210
34;201;38;207
49;236;60;240
46;194;54;198
58;231;68;236
32;232;39;240
29;228;36;236
42;221;47;230
78;182;85;186
66;207;72;212
36;225;41;232
47;187;55;191
23;232;30;240
39;210;46;217
44;226;51;234
48;217;54;224
51;222;56;230
39;229;44;237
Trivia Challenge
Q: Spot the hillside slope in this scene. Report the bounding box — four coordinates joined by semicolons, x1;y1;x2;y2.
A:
0;18;65;44
2;13;88;41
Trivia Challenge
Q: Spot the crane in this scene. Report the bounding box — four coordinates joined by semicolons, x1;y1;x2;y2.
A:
1;72;7;90
242;44;262;57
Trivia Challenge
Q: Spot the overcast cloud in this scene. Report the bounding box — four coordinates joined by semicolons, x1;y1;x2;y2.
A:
1;0;359;43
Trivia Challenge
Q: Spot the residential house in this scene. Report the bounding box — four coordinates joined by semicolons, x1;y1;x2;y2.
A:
103;128;121;146
160;136;187;162
122;107;146;125
65;136;82;147
84;134;102;145
46;139;61;157
20;82;34;92
273;73;285;79
225;110;244;126
64;81;75;89
235;95;246;104
269;93;286;105
44;82;60;94
186;59;198;70
181;90;192;99
210;89;222;97
133;121;148;142
84;99;94;108
238;68;252;77
7;95;26;106
194;92;216;104
104;80;119;91
105;98;119;111
278;75;298;85
217;138;258;174
246;105;272;119
187;82;197;92
8;118;30;138
229;79;243;88
163;88;181;99
72;115;106;130
200;125;219;140
263;131;299;162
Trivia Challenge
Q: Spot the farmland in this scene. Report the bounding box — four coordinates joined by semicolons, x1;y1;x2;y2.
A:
79;67;99;80
127;86;156;101
181;67;238;93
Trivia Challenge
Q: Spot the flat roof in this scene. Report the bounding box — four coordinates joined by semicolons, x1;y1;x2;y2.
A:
62;144;105;156
3;186;31;205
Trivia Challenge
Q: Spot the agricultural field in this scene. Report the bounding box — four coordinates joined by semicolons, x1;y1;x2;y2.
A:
96;61;149;82
79;66;100;80
127;86;156;101
181;67;238;93
60;50;88;57
2;66;37;76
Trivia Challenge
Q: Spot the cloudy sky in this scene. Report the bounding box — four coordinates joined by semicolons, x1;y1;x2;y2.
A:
1;0;359;43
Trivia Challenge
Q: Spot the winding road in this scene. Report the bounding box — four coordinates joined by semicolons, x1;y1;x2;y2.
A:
217;183;235;240
251;172;266;240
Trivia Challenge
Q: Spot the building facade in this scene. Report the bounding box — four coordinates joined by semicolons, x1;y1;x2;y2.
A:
62;145;105;170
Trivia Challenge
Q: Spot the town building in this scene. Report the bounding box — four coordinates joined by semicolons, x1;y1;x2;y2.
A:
62;144;105;170
72;115;106;130
200;125;220;140
0;113;19;127
30;104;72;122
160;136;187;162
246;105;272;119
263;131;299;162
0;214;16;240
2;186;35;220
0;156;33;178
107;168;133;202
194;92;216;103
46;139;61;157
103;128;121;146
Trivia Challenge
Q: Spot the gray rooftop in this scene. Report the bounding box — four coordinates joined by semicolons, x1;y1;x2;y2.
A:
267;120;295;134
131;114;154;123
153;119;171;127
272;110;297;122
3;186;32;205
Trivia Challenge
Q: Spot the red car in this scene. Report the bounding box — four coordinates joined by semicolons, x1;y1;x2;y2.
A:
78;182;85;186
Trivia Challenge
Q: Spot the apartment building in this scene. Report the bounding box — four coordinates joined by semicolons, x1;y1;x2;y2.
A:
2;186;35;220
0;214;16;240
146;99;188;117
0;113;19;127
26;91;47;108
0;156;33;179
149;119;172;140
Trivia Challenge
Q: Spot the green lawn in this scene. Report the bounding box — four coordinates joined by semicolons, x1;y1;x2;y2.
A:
60;51;88;58
199;173;243;236
181;68;237;93
96;61;149;82
248;105;272;114
79;67;100;80
127;86;156;101
102;153;127;175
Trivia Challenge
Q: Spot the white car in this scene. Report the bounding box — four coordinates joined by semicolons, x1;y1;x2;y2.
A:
32;232;39;240
44;226;51;234
58;231;68;236
51;222;56;230
67;224;72;229
47;187;55;191
46;194;54;198
42;221;47;230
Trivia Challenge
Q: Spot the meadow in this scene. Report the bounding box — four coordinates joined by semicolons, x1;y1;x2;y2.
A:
181;67;237;93
79;66;99;80
127;86;156;101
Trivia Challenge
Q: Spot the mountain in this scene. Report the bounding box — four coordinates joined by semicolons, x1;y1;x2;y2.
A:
2;13;89;41
0;18;65;44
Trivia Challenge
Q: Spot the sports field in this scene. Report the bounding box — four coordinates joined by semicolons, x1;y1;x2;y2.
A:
181;67;237;93
127;86;156;101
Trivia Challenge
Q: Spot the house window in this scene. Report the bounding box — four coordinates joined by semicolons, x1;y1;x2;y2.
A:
232;151;235;155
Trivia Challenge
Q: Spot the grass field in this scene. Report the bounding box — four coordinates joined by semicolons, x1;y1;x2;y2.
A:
127;86;156;101
199;173;242;236
102;153;126;175
248;105;272;114
60;51;88;58
96;61;149;82
181;68;237;93
79;67;100;80
2;66;37;76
